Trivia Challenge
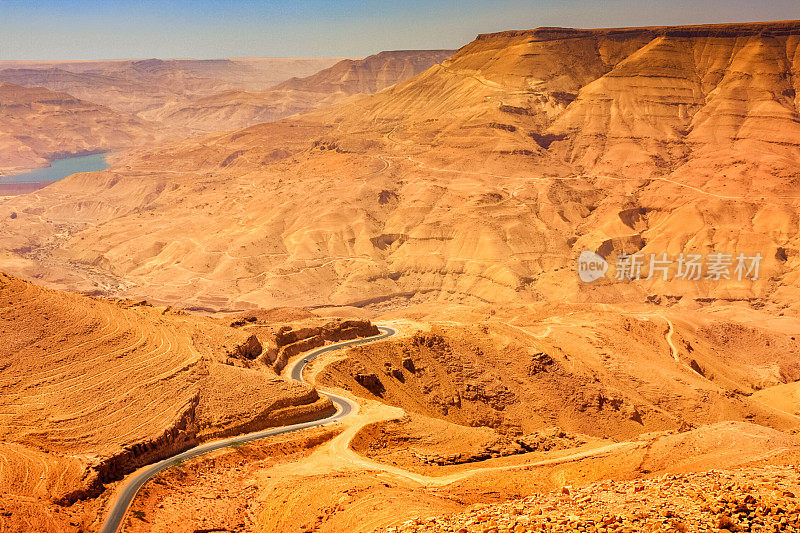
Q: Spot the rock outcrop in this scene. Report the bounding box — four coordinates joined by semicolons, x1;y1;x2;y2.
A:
382;464;800;533
274;50;455;95
271;319;379;372
355;373;386;396
0;274;343;527
232;334;263;359
414;427;585;466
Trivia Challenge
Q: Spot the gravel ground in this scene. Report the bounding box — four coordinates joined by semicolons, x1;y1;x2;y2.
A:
382;465;800;533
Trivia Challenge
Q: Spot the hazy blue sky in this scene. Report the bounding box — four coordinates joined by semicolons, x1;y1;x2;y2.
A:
1;0;798;60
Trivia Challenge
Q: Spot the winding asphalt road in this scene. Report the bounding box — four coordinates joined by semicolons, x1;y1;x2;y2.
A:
101;325;396;533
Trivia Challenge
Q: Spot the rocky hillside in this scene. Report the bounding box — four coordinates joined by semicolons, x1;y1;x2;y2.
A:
275;50;456;94
0;83;158;175
1;21;799;312
317;311;800;440
141;49;455;132
383;465;800;533
0;273;378;532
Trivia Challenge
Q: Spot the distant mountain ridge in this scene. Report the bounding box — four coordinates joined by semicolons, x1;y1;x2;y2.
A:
275;50;457;94
0;57;344;116
0;57;347;174
140;49;456;132
0;82;157;175
1;21;799;312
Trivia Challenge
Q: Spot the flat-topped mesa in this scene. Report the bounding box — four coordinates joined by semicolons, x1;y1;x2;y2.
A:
473;20;800;42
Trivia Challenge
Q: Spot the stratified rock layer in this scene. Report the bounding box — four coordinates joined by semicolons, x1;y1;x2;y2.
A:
1;21;799;311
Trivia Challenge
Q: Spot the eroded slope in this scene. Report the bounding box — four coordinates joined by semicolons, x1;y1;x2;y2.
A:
0;83;158;175
0;274;382;532
2;21;800;313
319;306;800;441
141;50;455;132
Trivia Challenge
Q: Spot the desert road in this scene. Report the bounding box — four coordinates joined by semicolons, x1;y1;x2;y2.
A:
101;325;397;533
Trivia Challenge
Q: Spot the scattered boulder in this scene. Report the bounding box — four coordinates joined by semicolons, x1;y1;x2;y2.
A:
527;351;555;375
384;465;800;532
230;316;258;327
355;373;385;396
690;359;705;376
623;404;644;424
235;335;263;359
385;363;405;382
717;515;738;531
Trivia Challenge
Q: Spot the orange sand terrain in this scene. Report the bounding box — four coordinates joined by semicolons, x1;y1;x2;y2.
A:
111;304;800;532
0;273;379;532
0;83;159;175
141;50;456;132
319;305;800;439
1;18;800;533
118;417;800;532
1;21;798;312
